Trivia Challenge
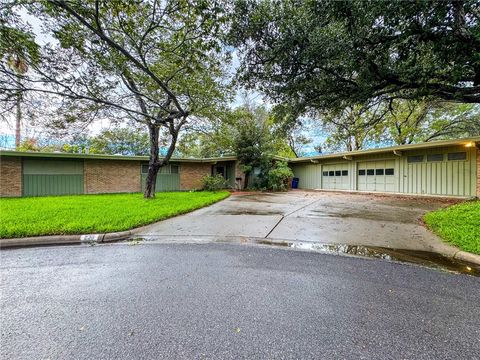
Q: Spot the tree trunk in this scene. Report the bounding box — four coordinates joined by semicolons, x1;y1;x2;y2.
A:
144;125;160;198
15;92;21;148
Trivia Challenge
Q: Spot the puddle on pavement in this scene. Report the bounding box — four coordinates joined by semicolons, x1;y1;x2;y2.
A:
307;209;414;223
131;236;479;276
230;193;292;204
254;240;479;276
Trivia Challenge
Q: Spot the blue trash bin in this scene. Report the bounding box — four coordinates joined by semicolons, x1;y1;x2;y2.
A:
292;177;299;189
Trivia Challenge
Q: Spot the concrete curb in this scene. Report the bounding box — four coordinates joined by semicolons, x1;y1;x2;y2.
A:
1;231;479;268
257;239;480;267
0;231;132;249
453;251;480;265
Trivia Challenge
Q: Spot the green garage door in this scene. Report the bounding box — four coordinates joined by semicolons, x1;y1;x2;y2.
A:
23;159;84;196
357;160;396;192
321;164;350;190
141;164;180;192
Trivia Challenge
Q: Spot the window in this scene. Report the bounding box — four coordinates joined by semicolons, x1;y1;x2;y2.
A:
367;169;374;176
341;170;348;176
448;152;467;161
322;171;328;176
376;169;384;176
385;168;394;176
329;171;334;176
427;154;443;162
407;155;424;163
171;165;179;174
358;169;366;176
141;164;149;173
335;170;341;176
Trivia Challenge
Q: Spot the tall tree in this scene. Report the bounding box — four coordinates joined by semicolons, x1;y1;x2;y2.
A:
177;104;293;159
271;105;313;157
230;0;480;114
1;13;40;147
1;0;229;197
320;104;388;152
384;101;480;145
319;100;480;151
7;56;28;148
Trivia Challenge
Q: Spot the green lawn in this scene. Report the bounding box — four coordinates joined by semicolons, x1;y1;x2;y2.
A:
0;191;229;238
423;200;480;255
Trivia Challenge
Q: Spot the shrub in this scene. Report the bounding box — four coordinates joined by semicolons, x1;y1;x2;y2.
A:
266;161;293;191
202;174;227;191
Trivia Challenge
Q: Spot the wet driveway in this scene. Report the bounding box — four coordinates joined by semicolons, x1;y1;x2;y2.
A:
137;191;460;255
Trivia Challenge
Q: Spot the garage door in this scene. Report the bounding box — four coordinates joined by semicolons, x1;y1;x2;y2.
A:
321;164;350;190
357;160;396;192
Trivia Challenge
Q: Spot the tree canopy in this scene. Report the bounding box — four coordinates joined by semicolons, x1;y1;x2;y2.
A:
230;0;480;114
1;0;230;197
318;101;480;152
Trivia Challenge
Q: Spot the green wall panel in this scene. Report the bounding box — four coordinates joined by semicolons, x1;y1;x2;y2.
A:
141;174;180;192
291;163;323;189
290;145;477;197
23;159;84;175
23;175;84;196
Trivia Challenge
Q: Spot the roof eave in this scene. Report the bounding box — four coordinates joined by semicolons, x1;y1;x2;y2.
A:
0;150;238;163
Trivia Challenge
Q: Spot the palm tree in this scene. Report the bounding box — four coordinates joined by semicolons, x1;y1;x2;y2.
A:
8;55;28;149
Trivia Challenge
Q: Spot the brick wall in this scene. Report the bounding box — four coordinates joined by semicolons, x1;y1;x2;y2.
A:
477;147;480;197
84;159;141;194
0;156;22;197
180;163;211;190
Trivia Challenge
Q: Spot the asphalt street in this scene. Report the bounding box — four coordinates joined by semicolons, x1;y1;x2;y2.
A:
1;242;479;359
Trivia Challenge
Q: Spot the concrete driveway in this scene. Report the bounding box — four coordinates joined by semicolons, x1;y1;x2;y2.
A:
138;191;459;255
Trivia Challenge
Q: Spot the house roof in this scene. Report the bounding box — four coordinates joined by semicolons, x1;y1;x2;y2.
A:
0;150;237;163
288;136;480;163
1;136;478;163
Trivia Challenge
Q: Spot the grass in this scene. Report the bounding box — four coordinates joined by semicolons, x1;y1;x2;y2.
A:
0;191;230;238
423;200;480;255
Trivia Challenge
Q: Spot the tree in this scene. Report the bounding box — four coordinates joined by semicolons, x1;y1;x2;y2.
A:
7;56;28;148
319;103;388;152
176;103;294;188
177;103;294;158
382;100;432;145
1;14;40;148
87;127;150;156
232;106;272;187
384;101;480;145
1;1;229;198
270;104;313;157
230;0;480;115
318;100;480;151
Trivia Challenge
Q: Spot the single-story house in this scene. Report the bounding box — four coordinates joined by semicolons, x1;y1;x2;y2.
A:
289;137;480;198
0;151;245;197
0;136;479;198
